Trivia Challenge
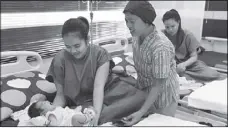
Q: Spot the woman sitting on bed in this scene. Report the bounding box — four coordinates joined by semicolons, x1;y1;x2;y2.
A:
45;16;146;126
122;1;179;126
162;9;222;82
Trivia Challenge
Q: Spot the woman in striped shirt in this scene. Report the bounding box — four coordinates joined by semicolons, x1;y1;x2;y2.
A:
122;1;179;126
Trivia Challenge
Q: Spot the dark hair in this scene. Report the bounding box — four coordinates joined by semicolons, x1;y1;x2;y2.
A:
61;17;89;41
28;102;42;118
78;16;89;32
162;9;185;49
162;9;181;23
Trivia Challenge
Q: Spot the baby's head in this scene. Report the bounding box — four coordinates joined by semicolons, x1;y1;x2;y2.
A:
28;101;55;118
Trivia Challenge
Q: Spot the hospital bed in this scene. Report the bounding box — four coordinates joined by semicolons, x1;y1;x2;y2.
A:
177;81;227;126
175;36;228;126
1;36;225;126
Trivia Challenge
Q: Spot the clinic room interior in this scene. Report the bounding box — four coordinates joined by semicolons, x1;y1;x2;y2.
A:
1;1;227;127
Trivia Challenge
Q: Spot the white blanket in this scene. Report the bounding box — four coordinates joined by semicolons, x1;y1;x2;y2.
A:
101;113;204;126
11;105;33;126
188;78;227;114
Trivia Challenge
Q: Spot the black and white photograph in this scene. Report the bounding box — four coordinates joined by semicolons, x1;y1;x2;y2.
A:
0;0;227;127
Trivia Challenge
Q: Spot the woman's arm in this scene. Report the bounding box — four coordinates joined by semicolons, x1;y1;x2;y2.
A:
140;47;170;113
53;81;66;107
93;61;110;120
181;51;198;67
139;78;165;114
46;53;66;107
180;31;200;67
123;78;166;126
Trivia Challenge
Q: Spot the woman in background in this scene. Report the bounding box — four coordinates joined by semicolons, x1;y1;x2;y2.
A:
162;9;223;82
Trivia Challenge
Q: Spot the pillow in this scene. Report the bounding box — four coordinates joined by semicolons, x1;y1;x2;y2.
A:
1;71;56;121
112;53;137;79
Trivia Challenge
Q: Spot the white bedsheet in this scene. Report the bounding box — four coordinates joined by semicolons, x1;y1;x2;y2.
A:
188;78;227;114
101;113;204;126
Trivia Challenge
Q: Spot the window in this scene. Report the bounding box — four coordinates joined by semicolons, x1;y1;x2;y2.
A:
1;1;131;58
202;1;227;38
91;1;127;11
1;1;86;12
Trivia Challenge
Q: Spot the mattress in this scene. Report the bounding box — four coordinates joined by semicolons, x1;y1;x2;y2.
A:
188;78;227;114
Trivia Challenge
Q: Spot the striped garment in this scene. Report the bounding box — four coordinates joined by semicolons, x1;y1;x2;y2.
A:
132;27;179;109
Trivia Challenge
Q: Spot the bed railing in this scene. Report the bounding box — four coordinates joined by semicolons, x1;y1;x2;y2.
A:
93;36;129;56
1;51;43;77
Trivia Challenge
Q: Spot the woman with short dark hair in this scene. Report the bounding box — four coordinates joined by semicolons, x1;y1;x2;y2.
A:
122;1;179;126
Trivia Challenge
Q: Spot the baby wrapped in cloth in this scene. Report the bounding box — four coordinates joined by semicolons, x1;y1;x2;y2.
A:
27;100;96;126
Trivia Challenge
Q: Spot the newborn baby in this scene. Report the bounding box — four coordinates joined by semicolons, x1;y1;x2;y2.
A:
27;100;96;126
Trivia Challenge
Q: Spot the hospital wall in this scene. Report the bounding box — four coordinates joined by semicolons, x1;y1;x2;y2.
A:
201;1;227;54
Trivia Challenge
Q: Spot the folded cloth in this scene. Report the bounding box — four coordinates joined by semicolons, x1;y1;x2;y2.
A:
188;78;227;114
134;113;205;126
178;76;196;85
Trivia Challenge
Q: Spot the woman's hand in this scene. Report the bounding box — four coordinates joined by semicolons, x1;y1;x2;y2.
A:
122;110;144;126
84;106;99;126
89;115;99;126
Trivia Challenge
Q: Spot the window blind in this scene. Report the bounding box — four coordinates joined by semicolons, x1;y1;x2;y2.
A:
1;1;131;64
1;1;86;12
